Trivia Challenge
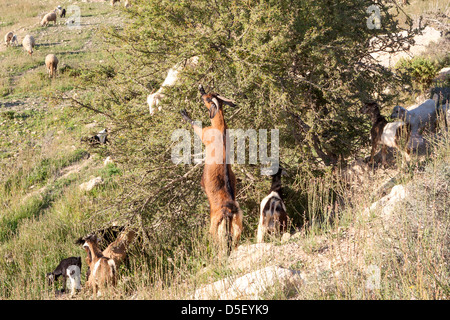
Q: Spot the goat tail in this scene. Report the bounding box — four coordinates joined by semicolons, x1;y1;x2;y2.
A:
224;164;235;200
221;201;241;251
107;259;116;282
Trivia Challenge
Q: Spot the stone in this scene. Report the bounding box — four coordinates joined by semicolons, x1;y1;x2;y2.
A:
192;266;304;300
79;176;103;192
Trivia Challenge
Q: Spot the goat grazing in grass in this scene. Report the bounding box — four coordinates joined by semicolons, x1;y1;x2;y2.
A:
181;84;243;253
45;54;58;78
256;166;288;243
11;35;18;46
81;234;117;297
360;101;411;167
46;256;82;296
41;11;57;27
76;227;135;293
22;35;35;56
4;31;13;47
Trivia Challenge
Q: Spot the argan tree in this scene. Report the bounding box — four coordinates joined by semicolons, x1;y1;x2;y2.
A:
72;0;417;262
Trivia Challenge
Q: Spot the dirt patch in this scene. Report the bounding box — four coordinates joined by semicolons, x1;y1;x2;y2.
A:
58;156;93;180
371;26;443;68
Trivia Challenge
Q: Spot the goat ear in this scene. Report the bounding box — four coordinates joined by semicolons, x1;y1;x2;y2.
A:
216;95;236;107
209;103;218;119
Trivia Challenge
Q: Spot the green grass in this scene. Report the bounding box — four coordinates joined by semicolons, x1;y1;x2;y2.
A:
0;0;127;299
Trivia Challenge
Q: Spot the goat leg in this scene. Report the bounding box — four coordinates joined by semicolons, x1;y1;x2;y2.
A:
181;109;205;141
381;145;387;168
370;140;377;165
62;273;67;293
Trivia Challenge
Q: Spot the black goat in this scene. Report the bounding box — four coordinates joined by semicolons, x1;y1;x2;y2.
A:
46;256;82;294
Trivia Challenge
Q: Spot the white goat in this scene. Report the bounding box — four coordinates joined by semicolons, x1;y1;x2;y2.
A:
390;99;438;135
4;31;13;46
66;265;82;297
45;54;59;78
148;56;199;115
22;34;35;56
41;11;57;27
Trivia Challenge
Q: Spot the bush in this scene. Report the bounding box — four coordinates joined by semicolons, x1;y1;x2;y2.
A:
74;0;420;265
396;57;439;92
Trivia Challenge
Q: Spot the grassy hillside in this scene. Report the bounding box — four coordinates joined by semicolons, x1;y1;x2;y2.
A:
0;0;448;300
0;0;127;299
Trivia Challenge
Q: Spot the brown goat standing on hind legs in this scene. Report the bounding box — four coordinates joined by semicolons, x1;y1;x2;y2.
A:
360;101;411;168
181;84;243;254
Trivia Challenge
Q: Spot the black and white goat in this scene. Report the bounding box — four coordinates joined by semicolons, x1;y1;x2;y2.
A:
256;166;288;243
46;256;82;296
361;101;411;167
82;129;109;146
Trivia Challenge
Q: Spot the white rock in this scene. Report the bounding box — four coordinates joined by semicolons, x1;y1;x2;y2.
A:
79;176;103;192
368;184;407;217
192;266;304;300
228;243;275;270
281;232;291;243
436;67;450;80
103;156;113;166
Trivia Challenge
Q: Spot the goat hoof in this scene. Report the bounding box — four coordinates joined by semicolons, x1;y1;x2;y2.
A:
180;109;191;122
198;84;206;95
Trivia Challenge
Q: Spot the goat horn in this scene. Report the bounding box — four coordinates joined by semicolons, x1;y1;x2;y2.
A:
217;95;236;107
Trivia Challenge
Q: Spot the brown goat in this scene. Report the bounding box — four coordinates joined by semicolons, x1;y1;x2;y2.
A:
82;234;117;297
102;228;136;267
181;85;243;253
77;227;135;283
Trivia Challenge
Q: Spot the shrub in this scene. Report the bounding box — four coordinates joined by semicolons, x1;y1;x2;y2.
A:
396;57;438;92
